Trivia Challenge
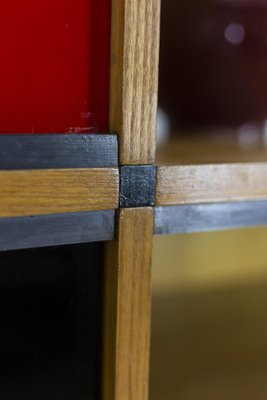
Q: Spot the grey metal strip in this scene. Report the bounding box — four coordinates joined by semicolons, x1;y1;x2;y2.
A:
154;201;267;235
0;134;118;169
0;210;115;251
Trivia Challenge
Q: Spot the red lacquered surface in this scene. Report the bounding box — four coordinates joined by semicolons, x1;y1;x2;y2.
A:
0;0;110;134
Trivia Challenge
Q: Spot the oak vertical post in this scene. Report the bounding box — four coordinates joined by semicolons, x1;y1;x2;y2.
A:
103;208;154;400
109;0;161;164
104;0;161;398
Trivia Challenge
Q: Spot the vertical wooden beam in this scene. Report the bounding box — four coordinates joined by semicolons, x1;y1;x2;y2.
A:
103;207;154;400
109;0;161;165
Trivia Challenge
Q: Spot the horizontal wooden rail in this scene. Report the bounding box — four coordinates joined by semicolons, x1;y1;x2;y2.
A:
0;168;119;217
156;163;267;205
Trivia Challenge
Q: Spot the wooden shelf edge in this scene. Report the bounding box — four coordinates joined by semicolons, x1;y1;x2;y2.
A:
0;168;119;217
156;163;267;206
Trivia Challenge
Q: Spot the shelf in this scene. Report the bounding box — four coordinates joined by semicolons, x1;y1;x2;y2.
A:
0;134;118;169
156;133;267;165
154;201;267;235
155;134;267;235
156;163;267;205
0;134;119;250
0;168;119;217
2;134;267;240
0;133;119;218
0;210;115;251
156;133;267;206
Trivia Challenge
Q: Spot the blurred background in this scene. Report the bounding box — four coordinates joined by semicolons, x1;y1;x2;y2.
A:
151;229;267;400
156;0;267;157
152;0;267;398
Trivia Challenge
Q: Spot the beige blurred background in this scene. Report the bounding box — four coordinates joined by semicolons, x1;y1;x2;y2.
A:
150;227;267;400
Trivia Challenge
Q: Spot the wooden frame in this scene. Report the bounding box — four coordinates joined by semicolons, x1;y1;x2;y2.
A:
156;164;267;206
0;168;119;217
109;0;161;164
103;1;161;398
103;208;153;400
3;1;267;400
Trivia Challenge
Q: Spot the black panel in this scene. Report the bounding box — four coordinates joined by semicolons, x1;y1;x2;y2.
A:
0;210;115;251
120;165;157;208
0;242;103;400
154;201;267;235
0;134;118;169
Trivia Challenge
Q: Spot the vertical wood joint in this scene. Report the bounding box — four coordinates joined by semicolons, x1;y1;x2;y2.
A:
103;207;154;400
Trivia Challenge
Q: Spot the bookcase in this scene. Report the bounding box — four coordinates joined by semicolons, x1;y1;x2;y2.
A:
1;0;266;399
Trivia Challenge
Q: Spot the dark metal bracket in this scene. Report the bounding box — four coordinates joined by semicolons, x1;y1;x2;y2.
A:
119;165;157;208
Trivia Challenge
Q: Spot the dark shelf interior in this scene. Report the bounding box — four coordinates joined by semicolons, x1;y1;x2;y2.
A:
0;242;103;400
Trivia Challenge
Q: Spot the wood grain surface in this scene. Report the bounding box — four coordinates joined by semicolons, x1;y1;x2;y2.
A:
0;168;119;217
156;163;267;205
103;208;154;400
109;0;160;164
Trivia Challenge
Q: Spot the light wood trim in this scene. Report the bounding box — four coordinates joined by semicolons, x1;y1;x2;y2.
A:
0;168;119;217
156;163;267;205
109;0;160;165
103;207;154;400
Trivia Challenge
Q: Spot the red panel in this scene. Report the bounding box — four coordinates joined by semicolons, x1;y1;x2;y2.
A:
0;0;110;133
